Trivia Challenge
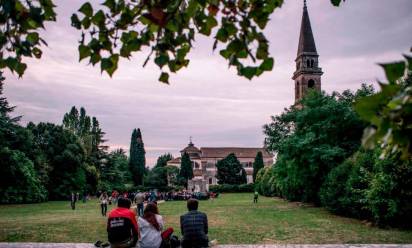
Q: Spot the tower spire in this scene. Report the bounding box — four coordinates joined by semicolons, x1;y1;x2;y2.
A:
297;0;317;57
292;0;323;104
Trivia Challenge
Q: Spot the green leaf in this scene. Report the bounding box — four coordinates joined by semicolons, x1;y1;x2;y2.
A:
159;72;169;84
92;10;105;26
101;58;113;72
240;66;257;80
154;54;169;68
26;32;39;45
380;61;406;83
71;14;81;29
16;62;27;77
32;47;42;58
206;16;218;30
79;2;93;17
102;0;116;11
330;0;342;7
186;0;199;17
227;40;243;54
260;57;274;71
101;54;119;77
224;23;237;36
219;49;231;59
216;28;229;42
90;52;101;65
166;20;178;32
79;44;91;61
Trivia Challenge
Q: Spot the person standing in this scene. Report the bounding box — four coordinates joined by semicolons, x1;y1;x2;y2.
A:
180;198;209;248
100;192;109;216
83;190;87;203
253;191;259;203
107;197;139;248
70;192;76;210
134;191;145;217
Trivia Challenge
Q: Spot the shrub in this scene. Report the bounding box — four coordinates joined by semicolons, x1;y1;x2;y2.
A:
366;154;412;227
209;183;254;193
0;148;47;203
255;166;277;196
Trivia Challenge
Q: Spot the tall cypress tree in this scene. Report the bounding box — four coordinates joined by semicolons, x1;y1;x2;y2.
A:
216;153;246;185
129;128;146;186
179;152;193;188
253;151;264;182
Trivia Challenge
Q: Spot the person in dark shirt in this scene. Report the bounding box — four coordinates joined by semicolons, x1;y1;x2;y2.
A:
180;198;209;248
70;192;76;210
107;197;139;248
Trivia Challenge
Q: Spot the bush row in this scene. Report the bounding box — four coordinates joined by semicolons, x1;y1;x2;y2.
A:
209;183;255;193
255;149;412;227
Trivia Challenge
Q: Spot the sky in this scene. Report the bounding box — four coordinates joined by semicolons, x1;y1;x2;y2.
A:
3;0;412;167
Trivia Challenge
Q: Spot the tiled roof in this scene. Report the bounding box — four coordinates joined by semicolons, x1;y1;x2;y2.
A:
167;157;181;164
200;147;272;159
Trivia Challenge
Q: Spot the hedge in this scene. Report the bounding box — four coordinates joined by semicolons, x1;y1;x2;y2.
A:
209;183;255;193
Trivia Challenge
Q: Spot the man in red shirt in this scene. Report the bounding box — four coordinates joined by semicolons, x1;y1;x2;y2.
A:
107;197;139;248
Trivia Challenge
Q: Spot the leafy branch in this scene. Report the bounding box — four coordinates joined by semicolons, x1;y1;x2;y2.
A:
355;51;412;160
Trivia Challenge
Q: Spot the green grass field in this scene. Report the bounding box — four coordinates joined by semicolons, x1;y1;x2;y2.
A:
0;193;411;244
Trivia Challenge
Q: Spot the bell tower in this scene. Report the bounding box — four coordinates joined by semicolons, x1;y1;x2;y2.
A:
292;0;323;103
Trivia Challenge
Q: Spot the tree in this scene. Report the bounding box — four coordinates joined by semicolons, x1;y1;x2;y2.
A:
62;106;107;192
166;165;180;187
216;153;247;185
155;153;173;168
179;152;193;188
263;86;374;203
99;149;131;191
145;166;168;189
252;151;264;182
28;122;88;199
129;128;146;186
0;147;47;203
0;1;344;82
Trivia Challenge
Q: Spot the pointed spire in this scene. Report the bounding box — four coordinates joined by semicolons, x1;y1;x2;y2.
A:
297;0;318;57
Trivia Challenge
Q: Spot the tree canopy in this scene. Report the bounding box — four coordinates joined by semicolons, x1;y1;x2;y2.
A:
0;0;345;82
252;151;264;182
129;128;146;186
216;153;247;185
179;152;193;187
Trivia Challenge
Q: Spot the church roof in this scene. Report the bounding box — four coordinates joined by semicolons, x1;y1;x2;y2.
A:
297;1;318;57
168;157;181;164
180;141;201;154
200;147;272;159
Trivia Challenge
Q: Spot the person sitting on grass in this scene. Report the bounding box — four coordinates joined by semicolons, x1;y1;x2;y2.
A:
107;197;139;248
180;198;209;248
138;202;166;248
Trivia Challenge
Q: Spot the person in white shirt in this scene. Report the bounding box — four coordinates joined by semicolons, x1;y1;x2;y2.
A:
99;192;108;216
138;202;164;248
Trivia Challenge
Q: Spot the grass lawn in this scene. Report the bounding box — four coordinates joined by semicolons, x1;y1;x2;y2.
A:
0;193;411;244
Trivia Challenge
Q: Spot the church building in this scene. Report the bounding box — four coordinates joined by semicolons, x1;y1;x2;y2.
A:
167;140;273;191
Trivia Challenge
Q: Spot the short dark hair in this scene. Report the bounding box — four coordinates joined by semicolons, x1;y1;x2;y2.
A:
118;197;131;208
187;198;198;211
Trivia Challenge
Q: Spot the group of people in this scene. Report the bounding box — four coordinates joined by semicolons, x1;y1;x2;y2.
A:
106;197;209;248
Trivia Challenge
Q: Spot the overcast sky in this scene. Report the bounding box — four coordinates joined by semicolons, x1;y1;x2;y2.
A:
3;0;412;166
